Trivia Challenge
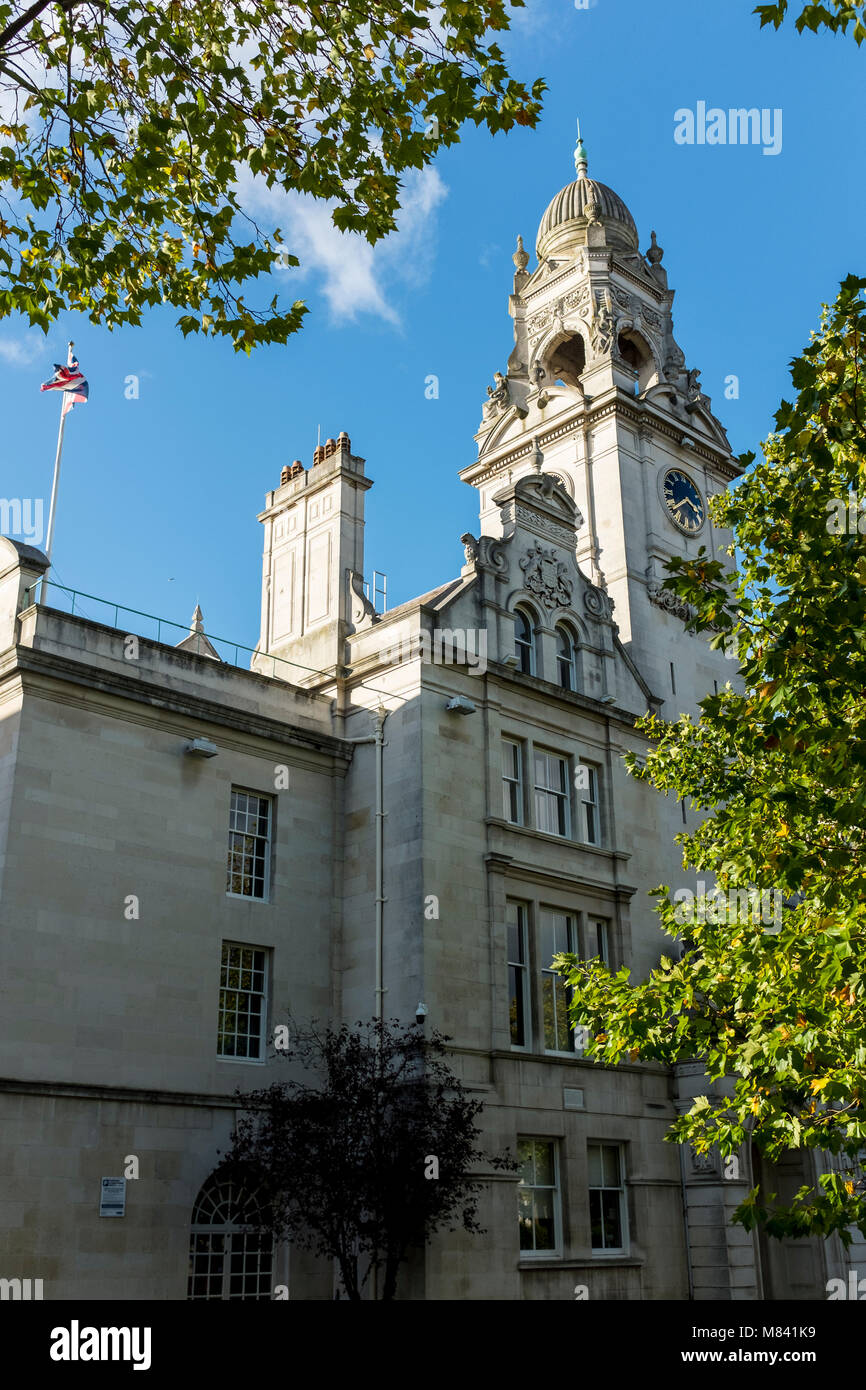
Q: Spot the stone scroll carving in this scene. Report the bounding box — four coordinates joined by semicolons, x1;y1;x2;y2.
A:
348;571;377;627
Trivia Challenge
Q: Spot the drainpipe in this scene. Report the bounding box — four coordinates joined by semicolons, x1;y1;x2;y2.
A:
344;703;390;1024
373;705;388;1026
678;1138;695;1300
344;703;390;1301
744;1118;765;1300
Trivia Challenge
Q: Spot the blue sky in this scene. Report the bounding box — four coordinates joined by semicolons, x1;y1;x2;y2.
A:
0;0;862;653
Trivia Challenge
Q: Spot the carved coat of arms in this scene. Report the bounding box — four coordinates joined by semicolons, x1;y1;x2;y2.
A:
519;544;573;610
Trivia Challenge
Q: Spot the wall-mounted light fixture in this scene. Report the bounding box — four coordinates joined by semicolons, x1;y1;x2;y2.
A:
185;737;218;758
444;695;476;715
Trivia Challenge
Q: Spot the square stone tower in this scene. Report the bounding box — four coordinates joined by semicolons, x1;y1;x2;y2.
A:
459;131;741;715
254;432;376;685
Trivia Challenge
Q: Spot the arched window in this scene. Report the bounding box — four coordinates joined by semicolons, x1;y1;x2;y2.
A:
188;1169;273;1300
514;608;536;675
556;626;578;691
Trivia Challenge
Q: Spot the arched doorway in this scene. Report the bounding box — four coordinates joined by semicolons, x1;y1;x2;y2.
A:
187;1168;273;1300
751;1148;827;1299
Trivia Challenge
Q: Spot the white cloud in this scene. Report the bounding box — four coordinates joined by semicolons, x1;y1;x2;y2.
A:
479;243;502;269
507;0;553;36
0;335;45;367
238;166;448;327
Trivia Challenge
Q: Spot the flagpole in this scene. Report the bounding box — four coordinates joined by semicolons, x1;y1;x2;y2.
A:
44;340;74;565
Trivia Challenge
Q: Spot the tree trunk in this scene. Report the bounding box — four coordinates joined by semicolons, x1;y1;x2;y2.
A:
382;1251;401;1301
338;1248;360;1300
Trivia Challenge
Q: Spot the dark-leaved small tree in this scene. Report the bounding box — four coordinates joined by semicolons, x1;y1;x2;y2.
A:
223;1018;513;1300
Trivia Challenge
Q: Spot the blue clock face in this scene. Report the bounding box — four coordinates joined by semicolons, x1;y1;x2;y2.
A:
663;469;704;532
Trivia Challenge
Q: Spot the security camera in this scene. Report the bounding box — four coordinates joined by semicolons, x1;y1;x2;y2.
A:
415;1002;428;1026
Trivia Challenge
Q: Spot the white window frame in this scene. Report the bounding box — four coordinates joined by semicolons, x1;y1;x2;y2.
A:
588;1142;628;1255
217;942;269;1063
517;1137;562;1259
506;901;531;1050
555;626;577;691
578;763;601;845
533;748;572;838
539;909;575;1056
188;1172;274;1300
226;787;273;902
514;608;536;676
502;738;524;826
585;915;610;967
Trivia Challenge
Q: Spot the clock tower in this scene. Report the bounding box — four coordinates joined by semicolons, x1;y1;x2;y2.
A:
459;131;741;711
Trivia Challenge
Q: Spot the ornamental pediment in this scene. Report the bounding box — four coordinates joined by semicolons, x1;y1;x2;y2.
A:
493;472;584;546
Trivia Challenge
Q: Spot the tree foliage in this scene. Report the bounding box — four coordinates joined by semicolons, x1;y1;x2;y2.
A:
0;0;543;350
755;0;866;42
557;276;866;1243
223;1018;514;1299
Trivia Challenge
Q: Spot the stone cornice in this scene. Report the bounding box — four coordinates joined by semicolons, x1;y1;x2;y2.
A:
0;645;352;766
259;453;371;519
465;391;740;486
610;257;667;303
522;261;585;304
483;848;635;895
0;1075;243;1109
521;253;666;310
482;661;655;730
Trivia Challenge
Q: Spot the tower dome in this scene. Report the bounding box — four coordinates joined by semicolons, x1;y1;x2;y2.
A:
536;129;639;260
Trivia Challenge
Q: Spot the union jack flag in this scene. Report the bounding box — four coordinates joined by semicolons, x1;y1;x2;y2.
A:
41;351;89;416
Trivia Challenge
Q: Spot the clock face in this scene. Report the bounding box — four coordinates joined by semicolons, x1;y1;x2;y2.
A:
662;469;704;533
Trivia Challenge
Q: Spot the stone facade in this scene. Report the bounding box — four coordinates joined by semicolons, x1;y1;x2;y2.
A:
0;140;861;1301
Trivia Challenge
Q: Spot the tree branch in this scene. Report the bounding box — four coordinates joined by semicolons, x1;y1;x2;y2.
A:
0;0;91;54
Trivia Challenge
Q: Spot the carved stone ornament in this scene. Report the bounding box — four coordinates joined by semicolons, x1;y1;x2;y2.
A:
348;571;377;627
647;576;693;623
646;230;664;267
527;286;590;343
460;532;479;566
690;1145;720;1177
515;506;576;547
563;285;591;313
663;344;686;384
520;544;573;610
590;291;616;356
482;370;510;420
583;187;601;224
583;584;611;619
477;536;508;574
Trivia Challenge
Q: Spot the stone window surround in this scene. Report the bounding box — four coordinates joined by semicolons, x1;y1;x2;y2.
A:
513;1128;638;1266
498;735;605;849
510;600;589;692
503;894;617;1061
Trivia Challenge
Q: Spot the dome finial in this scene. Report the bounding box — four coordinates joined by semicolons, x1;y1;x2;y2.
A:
574;117;588;179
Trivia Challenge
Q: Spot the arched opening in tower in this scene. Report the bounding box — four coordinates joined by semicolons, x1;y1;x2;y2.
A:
548;333;586;388
616;330;657;394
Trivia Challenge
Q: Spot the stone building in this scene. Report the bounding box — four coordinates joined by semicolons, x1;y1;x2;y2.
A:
0;136;859;1300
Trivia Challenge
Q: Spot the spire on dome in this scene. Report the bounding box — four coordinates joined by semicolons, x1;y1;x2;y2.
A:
574;118;588;180
536;119;639;259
